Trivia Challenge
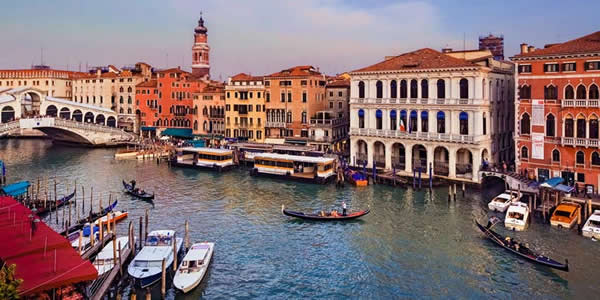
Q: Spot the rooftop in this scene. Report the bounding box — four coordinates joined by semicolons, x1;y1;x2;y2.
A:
136;79;157;88
230;73;264;82
513;31;600;59
266;65;323;78
351;48;477;73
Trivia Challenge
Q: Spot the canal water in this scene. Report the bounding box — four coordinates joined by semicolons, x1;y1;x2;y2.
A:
1;139;599;299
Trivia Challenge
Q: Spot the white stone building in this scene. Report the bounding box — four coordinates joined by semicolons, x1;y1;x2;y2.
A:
349;48;514;182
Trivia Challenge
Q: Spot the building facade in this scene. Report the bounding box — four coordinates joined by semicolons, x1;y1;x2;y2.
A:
349;48;514;183
308;78;350;152
264;66;328;143
479;34;505;61
193;81;225;137
224;73;265;142
512;31;600;191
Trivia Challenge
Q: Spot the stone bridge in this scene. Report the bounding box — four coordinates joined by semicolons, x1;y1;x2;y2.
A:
479;170;539;194
0;118;136;146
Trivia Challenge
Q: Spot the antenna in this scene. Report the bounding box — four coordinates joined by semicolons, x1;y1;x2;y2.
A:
41;47;44;65
166;53;169;68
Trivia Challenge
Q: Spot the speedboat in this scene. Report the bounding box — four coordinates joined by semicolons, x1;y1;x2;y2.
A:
582;210;600;239
69;224;100;251
173;242;214;293
488;191;519;212
94;210;128;227
94;236;133;276
504;202;529;231
128;230;183;288
550;203;580;229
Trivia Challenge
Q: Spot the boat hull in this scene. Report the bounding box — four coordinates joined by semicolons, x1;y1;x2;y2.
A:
283;209;369;221
550;219;576;229
251;169;334;184
170;160;235;172
173;244;213;293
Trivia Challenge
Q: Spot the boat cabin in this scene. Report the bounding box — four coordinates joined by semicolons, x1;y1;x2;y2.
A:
180;244;210;272
253;153;336;183
174;147;235;171
145;230;175;247
504;202;529;231
550;203;580;228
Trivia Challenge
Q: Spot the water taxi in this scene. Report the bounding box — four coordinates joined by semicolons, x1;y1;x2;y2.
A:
173;242;214;293
251;153;336;184
128;230;183;288
550;203;580;229
172;147;236;171
488;191;519;212
94;236;132;276
504;202;529;231
582;210;600;239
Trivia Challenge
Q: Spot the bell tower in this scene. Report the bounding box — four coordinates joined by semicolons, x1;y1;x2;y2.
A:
192;13;210;79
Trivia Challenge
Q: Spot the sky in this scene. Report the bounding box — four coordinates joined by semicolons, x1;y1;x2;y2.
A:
2;0;599;79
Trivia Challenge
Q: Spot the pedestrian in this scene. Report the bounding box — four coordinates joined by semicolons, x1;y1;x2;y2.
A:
574;182;579;196
342;201;347;216
502;161;507;173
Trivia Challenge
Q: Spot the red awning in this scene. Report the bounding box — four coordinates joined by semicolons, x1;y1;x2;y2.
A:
0;196;98;296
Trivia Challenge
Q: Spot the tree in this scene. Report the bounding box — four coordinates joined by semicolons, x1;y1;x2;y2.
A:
0;263;23;299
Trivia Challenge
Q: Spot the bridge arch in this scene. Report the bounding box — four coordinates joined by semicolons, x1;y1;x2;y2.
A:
107;116;116;127
84;112;94;123
21;91;43;117
46;105;58;117
59;107;71;119
72;110;83;122
1;106;15;123
95;114;106;125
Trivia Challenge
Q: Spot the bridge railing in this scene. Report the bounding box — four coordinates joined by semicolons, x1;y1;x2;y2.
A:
53;118;136;140
0;120;20;135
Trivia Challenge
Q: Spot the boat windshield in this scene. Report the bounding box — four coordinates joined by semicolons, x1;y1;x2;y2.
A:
589;220;600;228
145;235;172;246
494;197;509;203
508;212;524;220
555;210;572;218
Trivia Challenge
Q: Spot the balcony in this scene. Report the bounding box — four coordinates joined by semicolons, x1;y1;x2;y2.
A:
350;128;482;144
309;118;348;128
561;99;600;108
266;121;286;128
561;137;600;147
350;97;484;106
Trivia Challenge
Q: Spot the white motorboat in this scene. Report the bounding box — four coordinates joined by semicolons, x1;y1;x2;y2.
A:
94;236;133;276
69;224;100;251
128;230;183;288
582;210;600;239
173;242;214;293
504;202;529;231
488;191;519;212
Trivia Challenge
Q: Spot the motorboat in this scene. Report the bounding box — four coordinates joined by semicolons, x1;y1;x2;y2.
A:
282;205;370;221
344;168;368;187
94;210;128;227
173;242;214;293
475;218;568;272
94;236;133;276
114;149;139;160
550;203;580;229
69;223;100;251
488;191;520;212
59;200;118;236
582;210;600;239
128;230;183;288
504;202;529;231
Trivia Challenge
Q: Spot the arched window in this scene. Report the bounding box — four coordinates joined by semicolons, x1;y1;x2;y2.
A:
157;119;162;126
375;109;382;129
546;114;555;137
358;81;365;99
286;111;292;123
421;111;428;132
301;111;307;124
193;120;198;130
400;110;407;131
400;80;407;98
409;110;418;132
127;108;132;114
565;117;574;137
410;79;418;98
593;152;600;166
590;116;599;139
358;109;365;128
421;80;428;98
483;113;487;135
119;87;124;93
521;147;529;159
564;85;574;99
519;85;531;99
577;85;587;99
459;112;468;135
459;78;468;99
390;80;397;98
590;84;599;99
437;79;445;99
376;81;383;99
437;111;445;133
119;96;123;104
576;151;584;165
127;96;132;104
127;87;132;93
520;113;530;135
577;115;586;138
545;85;557;99
390;110;397;130
552;149;560;162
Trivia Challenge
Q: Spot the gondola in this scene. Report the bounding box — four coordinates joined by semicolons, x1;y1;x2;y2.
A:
59;200;118;236
123;180;155;200
33;190;77;216
475;218;569;272
281;205;370;221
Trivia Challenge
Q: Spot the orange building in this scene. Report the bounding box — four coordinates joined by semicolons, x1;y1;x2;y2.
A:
193;81;225;138
512;31;600;192
264;66;328;143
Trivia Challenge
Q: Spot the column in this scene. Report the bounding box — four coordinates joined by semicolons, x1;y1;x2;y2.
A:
383;108;389;130
430;110;437;134
473;111;482;136
417;78;422;99
426;145;435;174
367;140;374;168
405;143;413;172
416;110;421;132
385;142;392;171
350;137;357;166
473;148;482;182
448;146;457;178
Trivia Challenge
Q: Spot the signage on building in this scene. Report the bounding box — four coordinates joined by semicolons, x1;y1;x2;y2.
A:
532;133;544;160
532;100;544;126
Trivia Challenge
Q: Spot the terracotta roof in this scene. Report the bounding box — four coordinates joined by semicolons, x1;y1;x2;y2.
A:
326;79;350;88
351;48;477;73
231;73;264;82
156;67;190;74
513;31;600;58
0;69;88;79
266;65;322;78
136;79;157;88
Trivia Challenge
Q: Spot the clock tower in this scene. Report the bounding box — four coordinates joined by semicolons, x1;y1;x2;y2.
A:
192;13;210;79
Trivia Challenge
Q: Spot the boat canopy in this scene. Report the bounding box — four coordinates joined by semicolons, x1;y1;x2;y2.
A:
553;184;575;193
161;128;193;138
177;147;232;155
0;181;30;197
540;177;564;188
254;153;335;164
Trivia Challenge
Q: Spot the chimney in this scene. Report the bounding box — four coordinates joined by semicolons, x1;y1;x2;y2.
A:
442;47;453;53
96;69;101;76
520;43;528;54
528;46;535;53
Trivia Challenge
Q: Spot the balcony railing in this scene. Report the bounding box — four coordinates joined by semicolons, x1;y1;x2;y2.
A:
309;118;348;127
561;99;600;108
265;121;286;128
561;137;600;147
350;128;481;144
350;97;484;106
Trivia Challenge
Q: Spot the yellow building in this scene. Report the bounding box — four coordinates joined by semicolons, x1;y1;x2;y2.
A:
0;66;84;99
225;73;266;142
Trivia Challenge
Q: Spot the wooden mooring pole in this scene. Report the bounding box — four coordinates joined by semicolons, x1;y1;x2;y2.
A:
448;185;452;202
161;259;166;298
144;209;149;241
185;220;189;251
139;216;143;250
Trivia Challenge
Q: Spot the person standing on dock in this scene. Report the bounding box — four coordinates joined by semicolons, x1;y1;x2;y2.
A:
342;201;347;216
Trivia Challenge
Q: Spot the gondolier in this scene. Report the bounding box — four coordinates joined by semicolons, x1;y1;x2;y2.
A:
342;201;347;216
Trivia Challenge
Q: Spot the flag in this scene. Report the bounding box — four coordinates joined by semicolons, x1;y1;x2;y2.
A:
399;119;405;132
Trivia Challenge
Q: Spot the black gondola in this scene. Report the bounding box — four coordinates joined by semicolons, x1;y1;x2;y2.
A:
33;190;76;216
59;200;118;236
282;205;370;221
123;180;155;200
475;219;569;272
